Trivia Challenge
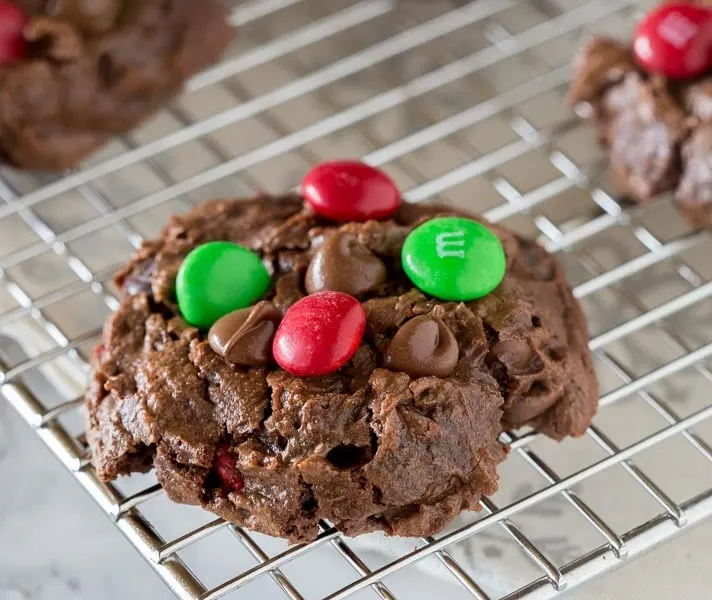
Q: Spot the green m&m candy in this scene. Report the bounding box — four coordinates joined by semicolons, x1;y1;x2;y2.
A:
176;242;271;329
402;217;506;301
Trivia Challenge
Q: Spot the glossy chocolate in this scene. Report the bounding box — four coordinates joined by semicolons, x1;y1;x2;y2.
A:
384;313;459;378
208;301;282;366
305;230;387;296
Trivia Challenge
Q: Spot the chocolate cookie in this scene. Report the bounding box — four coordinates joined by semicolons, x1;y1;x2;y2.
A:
568;2;712;229
0;0;232;170
85;194;597;542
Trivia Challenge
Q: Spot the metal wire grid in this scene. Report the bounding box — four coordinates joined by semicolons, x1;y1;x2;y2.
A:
2;0;712;598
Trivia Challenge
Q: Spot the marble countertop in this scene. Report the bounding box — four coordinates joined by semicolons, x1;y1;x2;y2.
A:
0;401;172;600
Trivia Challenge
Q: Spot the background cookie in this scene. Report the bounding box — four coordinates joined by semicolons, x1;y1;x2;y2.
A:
569;1;712;230
0;0;233;169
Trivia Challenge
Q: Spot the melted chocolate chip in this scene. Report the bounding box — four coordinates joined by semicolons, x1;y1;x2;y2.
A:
305;231;387;297
208;301;282;366
384;314;459;378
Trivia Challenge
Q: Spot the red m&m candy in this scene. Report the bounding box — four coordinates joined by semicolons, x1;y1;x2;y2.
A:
0;2;28;66
633;3;712;79
273;291;366;377
302;160;400;222
214;445;244;493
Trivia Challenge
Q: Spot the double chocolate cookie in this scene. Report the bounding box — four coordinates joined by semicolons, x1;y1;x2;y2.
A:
0;1;232;169
569;1;712;229
86;173;597;542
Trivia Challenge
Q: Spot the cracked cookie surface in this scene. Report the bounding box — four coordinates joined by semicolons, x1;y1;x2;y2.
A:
86;196;597;542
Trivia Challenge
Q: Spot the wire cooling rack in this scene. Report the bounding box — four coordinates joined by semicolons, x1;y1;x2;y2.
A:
3;0;712;598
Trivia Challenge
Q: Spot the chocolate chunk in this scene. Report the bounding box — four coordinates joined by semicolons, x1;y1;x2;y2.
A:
208;301;282;366
305;230;387;296
385;314;459;378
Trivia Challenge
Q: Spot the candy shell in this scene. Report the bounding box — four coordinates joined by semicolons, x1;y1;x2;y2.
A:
402;217;506;301
302;160;400;222
176;241;271;329
273;291;366;377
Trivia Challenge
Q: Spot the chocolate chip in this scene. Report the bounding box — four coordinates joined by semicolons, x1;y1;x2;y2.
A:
384;314;459;378
305;231;387;297
208;301;282;366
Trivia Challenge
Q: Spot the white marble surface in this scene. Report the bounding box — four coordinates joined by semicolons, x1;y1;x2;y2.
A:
568;524;712;600
0;401;172;600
